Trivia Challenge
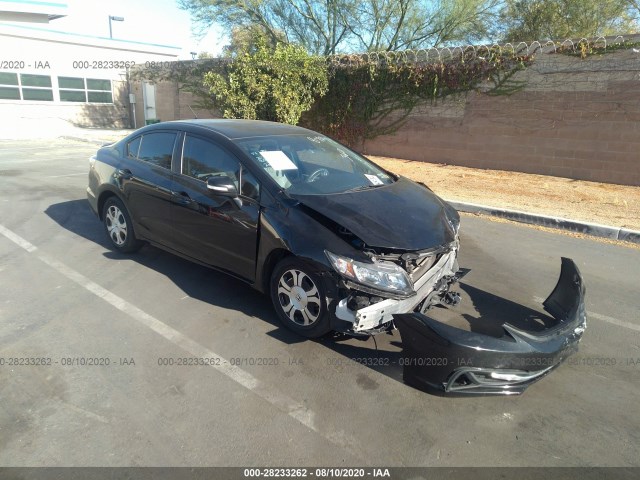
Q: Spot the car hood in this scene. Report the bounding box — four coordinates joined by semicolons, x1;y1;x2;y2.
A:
290;177;457;251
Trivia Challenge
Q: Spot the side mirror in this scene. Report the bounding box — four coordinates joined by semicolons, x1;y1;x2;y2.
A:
206;175;238;197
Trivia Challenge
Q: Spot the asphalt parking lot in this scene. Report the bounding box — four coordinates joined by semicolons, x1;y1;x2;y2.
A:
0;139;639;467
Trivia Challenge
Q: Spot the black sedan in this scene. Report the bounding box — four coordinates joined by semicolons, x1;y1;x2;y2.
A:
87;119;586;395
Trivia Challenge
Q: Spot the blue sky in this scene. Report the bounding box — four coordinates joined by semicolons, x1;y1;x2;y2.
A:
48;0;225;57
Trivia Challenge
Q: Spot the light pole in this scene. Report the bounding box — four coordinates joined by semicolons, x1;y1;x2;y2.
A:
108;15;124;39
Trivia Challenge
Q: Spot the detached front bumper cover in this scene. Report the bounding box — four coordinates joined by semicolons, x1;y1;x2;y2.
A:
394;257;586;396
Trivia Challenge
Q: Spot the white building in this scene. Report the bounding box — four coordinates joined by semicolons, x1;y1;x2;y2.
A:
0;1;180;130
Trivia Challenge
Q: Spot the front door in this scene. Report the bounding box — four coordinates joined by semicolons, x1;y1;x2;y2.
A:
170;134;260;281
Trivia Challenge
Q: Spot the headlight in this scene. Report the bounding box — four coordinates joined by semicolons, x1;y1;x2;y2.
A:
325;251;413;295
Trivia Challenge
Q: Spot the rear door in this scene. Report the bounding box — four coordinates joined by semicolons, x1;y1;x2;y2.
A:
170;133;261;281
119;131;178;246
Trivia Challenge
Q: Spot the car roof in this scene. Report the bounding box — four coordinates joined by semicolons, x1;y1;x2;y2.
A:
150;119;315;140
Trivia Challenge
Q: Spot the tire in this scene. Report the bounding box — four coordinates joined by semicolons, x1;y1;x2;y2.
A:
102;197;143;253
270;257;332;338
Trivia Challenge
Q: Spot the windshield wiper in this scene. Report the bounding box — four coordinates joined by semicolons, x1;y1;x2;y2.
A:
343;184;384;193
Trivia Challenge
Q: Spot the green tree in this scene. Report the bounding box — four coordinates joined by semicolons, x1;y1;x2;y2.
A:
500;0;636;41
204;42;328;124
349;0;502;51
179;0;502;54
305;48;531;148
221;24;286;57
179;0;353;55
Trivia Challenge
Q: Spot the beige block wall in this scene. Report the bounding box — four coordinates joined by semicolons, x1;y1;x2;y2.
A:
135;49;640;186
363;51;640;186
75;80;130;128
130;80;218;128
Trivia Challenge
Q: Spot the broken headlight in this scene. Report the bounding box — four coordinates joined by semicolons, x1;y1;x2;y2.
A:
325;251;413;295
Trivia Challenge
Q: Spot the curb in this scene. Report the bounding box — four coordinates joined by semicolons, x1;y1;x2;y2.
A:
60;136;103;145
447;200;640;245
60;135;124;146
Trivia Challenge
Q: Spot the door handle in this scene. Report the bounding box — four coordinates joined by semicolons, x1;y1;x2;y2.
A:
115;168;133;180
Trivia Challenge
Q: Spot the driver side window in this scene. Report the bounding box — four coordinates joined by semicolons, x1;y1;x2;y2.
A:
182;135;239;188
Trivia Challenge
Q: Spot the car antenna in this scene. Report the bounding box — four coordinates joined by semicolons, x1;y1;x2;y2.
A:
188;105;198;119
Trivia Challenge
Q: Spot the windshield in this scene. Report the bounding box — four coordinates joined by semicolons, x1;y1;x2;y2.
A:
233;134;395;195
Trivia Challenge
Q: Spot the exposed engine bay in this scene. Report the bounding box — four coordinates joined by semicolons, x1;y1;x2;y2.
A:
333;239;464;335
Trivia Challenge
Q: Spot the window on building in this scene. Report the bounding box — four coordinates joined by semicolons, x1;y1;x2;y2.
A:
0;86;20;100
0;73;112;103
0;72;20;100
58;76;112;103
59;76;86;102
86;78;113;103
19;74;53;101
0;72;54;101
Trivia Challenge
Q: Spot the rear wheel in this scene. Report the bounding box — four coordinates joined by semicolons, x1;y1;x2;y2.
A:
102;197;143;253
270;258;331;338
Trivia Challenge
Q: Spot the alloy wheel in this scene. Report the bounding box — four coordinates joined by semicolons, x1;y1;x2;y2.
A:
105;205;128;246
277;269;322;326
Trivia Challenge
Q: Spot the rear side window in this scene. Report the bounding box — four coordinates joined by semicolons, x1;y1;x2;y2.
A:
137;132;176;169
127;137;141;158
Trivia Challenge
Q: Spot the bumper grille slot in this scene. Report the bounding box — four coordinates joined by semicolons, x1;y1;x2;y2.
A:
446;367;554;393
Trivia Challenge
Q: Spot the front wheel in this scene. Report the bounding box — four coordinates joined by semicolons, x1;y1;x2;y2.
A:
270;258;332;338
102;197;143;253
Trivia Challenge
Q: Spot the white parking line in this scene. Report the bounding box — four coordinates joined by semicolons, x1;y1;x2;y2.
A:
0;224;38;252
0;146;58;151
583;311;640;333
61;401;109;424
48;173;87;178
0;158;73;165
533;296;639;333
0;223;361;458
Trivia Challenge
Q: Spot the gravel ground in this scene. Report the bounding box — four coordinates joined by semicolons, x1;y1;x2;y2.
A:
369;156;640;231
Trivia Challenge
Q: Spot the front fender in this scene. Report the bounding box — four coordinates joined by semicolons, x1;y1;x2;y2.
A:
253;193;363;294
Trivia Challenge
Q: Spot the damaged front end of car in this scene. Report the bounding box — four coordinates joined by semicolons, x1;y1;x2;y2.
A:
292;182;585;395
329;240;467;335
394;257;587;395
